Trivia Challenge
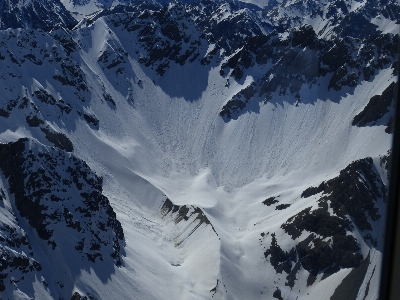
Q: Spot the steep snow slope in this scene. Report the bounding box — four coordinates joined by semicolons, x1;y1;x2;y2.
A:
0;0;398;299
69;20;393;298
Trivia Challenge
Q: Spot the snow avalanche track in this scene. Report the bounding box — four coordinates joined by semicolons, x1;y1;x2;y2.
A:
60;19;392;300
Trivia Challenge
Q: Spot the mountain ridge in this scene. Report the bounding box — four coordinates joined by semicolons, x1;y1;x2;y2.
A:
0;0;397;299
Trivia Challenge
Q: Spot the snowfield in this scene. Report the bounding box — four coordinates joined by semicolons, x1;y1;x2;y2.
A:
64;19;392;299
0;0;397;299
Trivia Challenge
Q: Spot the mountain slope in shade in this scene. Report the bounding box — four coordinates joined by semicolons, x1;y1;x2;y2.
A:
59;0;162;20
0;0;397;299
0;0;77;31
0;138;124;299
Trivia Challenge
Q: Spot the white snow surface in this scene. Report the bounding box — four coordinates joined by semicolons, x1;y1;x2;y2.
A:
0;7;396;300
52;18;392;299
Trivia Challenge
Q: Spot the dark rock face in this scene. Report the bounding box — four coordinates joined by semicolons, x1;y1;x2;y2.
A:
8;90;76;152
220;84;257;120
263;196;279;206
264;157;386;287
0;222;42;292
283;205;352;239
26;114;45;127
332;13;379;39
263;0;397;37
52;58;89;96
0;0;77;31
264;233;297;275
299;157;385;232
272;287;283;300
62;1;400;122
0;28;88;106
0;138;124;266
75;1;270;79
105;4;203;76
380;149;392;183
160;198;216;244
98;40;130;78
0;187;45;294
198;3;268;57
299;234;362;272
40;127;74;152
352;81;397;130
0;95;25;118
161;198;212;226
0;86;75;152
276;204;291;210
83;112;100;127
265;231;363;281
51;27;78;56
219;26;398;120
70;291;97;300
0;28;98;134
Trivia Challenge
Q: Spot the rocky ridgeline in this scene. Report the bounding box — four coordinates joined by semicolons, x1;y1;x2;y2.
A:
263;0;399;36
262;157;387;289
220;25;398;120
160;198;217;245
0;139;124;268
71;1;273;77
0;190;43;294
67;0;400;124
0;0;77;31
0;27;105;149
2;0;397;123
74;1;399;122
101;3;205;76
352;81;398;133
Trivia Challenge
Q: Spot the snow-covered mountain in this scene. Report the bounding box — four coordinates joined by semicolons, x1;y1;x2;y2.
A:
0;0;77;30
0;0;398;299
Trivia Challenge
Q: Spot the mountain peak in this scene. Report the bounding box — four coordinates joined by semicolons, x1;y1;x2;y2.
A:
0;0;77;30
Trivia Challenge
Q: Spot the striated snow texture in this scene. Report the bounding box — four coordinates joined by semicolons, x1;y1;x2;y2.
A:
0;0;398;299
